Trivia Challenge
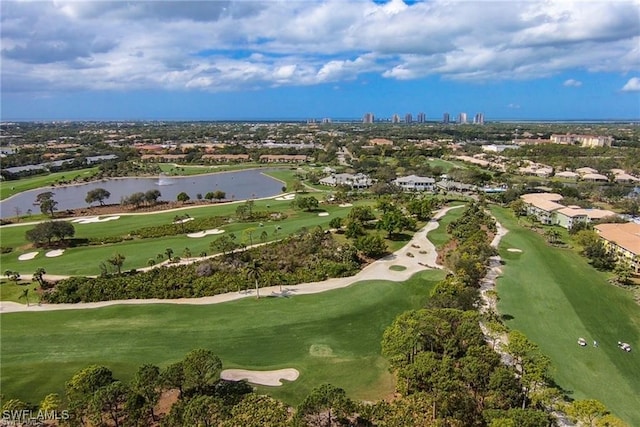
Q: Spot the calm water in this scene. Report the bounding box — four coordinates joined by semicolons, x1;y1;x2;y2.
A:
0;169;284;218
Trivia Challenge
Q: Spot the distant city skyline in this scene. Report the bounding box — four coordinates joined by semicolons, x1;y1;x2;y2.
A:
1;0;639;121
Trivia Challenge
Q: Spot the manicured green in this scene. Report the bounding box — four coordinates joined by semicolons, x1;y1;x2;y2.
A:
0;200;369;276
389;265;407;271
1;167;100;200
0;269;445;406
0;280;41;304
428;204;465;250
158;163;268;176
492;206;640;425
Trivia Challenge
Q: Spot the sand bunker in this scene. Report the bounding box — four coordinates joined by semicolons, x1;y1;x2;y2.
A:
187;229;225;238
274;194;296;201
45;249;65;258
338;203;353;207
220;368;299;386
174;217;195;224
72;216;120;224
318;212;329;216
18;251;39;261
507;248;523;253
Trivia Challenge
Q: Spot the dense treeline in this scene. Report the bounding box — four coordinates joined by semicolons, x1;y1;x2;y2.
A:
44;228;361;303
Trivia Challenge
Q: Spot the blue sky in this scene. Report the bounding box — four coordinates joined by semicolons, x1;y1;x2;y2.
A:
1;0;639;121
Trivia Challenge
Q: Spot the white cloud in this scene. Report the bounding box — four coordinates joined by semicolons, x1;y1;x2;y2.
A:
563;79;582;87
1;0;639;93
622;77;640;92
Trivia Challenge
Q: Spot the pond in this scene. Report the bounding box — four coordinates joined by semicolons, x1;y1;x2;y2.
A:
0;169;285;218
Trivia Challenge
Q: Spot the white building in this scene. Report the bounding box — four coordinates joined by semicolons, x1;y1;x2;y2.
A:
392;175;436;192
319;173;374;189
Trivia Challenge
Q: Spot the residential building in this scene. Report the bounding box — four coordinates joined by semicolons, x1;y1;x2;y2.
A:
369;138;394;146
594;222;640;272
474;113;485;125
458;112;467;124
201;154;250;162
392;175;436;192
405;113;413;124
258;154;310;163
363;113;375;124
443;113;450;124
521;193;617;228
550;134;613;147
391;114;401;124
417;112;426;123
319;173;374;189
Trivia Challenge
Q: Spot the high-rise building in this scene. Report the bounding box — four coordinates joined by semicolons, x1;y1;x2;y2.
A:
391;114;401;124
417;112;426;123
473;113;484;125
458;112;467;124
363;113;375;124
405;113;413;124
443;113;450;124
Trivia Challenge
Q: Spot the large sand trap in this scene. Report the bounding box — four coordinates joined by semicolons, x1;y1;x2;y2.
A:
507;248;523;253
274;194;296;201
220;368;299;386
18;251;39;261
187;229;225;238
338;203;353;207
318;212;329;216
72;216;120;224
174;217;195;224
45;249;65;258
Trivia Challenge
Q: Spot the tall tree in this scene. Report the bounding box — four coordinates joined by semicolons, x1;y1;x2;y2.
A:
32;267;46;287
85;188;111;206
246;260;263;299
36;191;58;217
182;349;223;395
130;364;161;422
107;253;126;275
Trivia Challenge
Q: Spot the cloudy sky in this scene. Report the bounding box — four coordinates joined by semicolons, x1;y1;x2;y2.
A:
1;0;639;121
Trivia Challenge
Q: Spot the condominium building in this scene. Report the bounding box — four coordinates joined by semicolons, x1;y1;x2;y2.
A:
594;222;640;273
391;114;401;124
550;134;613;147
417;112;426;123
458;112;467;124
405;113;413;124
363;113;375;124
474;113;485;125
443;113;450;124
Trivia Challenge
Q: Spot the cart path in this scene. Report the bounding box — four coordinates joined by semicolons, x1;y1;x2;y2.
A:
0;206;463;314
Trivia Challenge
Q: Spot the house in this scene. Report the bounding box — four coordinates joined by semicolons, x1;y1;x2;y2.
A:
554;171;579;179
392;175;436;192
201;154;250;162
369;138;394;146
576;167;598;175
554;207;616;229
140;154;187;162
581;173;609;182
319;173;374;189
594;222;640;272
259;154;310;163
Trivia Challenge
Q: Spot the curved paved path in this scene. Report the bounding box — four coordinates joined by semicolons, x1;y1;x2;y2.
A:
0;206;462;314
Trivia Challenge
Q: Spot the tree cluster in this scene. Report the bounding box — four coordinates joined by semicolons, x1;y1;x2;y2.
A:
43;229;361;303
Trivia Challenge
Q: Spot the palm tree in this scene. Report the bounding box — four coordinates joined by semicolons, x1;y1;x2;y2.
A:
245;261;263;299
108;253;126;275
32;267;46;287
19;288;30;306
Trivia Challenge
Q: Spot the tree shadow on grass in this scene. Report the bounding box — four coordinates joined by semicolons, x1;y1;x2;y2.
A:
501;314;515;321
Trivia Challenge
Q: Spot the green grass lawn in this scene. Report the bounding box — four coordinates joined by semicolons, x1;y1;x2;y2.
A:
492;206;640;425
0;198;381;276
1;168;100;200
428;204;465;250
0;269;445;406
0;280;41;304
